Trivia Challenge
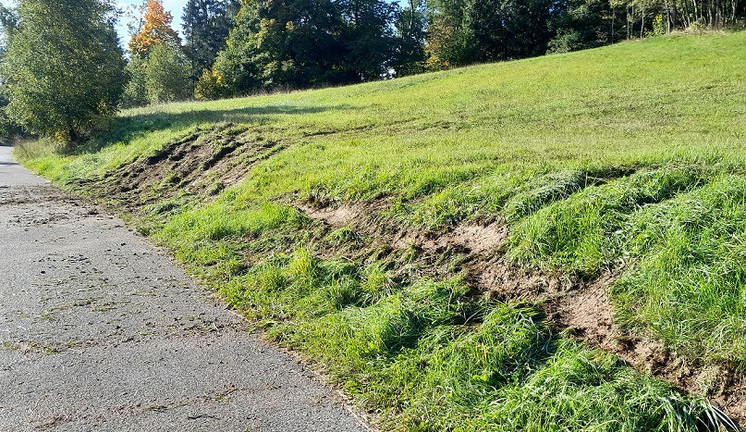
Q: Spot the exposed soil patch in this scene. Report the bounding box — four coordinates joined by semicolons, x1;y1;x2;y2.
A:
87;123;286;215
300;204;368;229
298;199;746;427
299;202;507;256
443;224;508;254
53;130;746;427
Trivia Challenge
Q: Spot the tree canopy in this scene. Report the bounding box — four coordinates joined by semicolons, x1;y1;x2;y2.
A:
182;0;241;79
130;0;180;58
1;0;126;141
199;0;402;96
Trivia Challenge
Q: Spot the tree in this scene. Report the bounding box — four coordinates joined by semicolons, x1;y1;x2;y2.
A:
252;0;351;87
548;0;626;53
145;42;193;103
338;0;399;80
605;0;745;39
391;0;428;76
426;0;557;67
199;3;262;97
129;0;180;58
0;4;18;48
206;0;349;92
182;0;240;79
121;55;148;108
0;4;21;144
205;0;401;97
1;0;126;141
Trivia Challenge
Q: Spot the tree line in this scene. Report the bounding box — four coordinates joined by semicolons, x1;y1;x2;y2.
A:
0;0;744;143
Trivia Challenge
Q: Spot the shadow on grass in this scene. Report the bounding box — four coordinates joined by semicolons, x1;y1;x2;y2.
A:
64;103;350;157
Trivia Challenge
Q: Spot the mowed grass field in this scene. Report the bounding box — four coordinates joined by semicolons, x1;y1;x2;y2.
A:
19;31;746;431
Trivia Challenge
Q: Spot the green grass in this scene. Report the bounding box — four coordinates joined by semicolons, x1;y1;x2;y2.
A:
218;244;719;432
17;31;746;430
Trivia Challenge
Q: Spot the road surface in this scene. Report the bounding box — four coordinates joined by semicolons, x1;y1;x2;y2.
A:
0;145;368;432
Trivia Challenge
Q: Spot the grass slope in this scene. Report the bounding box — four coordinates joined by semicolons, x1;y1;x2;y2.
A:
19;31;746;431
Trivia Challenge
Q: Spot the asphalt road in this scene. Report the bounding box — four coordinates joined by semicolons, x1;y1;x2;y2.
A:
0;146;369;432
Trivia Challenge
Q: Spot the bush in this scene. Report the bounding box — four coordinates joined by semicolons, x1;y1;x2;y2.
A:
195;68;232;100
144;42;193;104
121;55;148;108
653;14;666;36
547;30;584;54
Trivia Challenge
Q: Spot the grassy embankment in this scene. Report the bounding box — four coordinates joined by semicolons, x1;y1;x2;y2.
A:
19;31;746;431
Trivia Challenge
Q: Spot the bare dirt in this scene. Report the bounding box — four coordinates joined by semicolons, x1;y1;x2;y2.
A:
298;199;746;427
20;120;745;427
0;146;369;432
87;123;286;215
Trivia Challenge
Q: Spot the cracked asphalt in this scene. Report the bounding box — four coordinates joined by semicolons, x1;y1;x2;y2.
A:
0;146;369;432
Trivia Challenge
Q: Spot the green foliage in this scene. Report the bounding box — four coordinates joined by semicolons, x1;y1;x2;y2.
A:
390;0;427;76
121;55;148;108
144;42;193;104
617;0;745;32
0;4;18;41
123;43;195;107
336;0;399;81
203;4;262;97
181;0;240;79
653;13;666;36
194;68;233;100
206;0;398;94
244;0;352;87
548;0;626;54
1;0;126;141
0;95;24;144
426;0;555;67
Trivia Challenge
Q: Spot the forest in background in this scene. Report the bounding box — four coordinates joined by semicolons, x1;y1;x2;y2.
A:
0;0;743;142
130;0;746;102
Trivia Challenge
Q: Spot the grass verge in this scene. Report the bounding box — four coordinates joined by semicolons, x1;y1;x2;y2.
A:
16;31;746;430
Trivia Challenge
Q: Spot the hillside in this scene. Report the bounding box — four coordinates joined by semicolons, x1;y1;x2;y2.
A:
19;31;746;431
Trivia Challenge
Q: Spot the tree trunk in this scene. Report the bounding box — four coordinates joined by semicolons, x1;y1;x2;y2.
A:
627;6;631;39
666;1;671;32
733;0;738;24
640;8;645;38
692;0;699;22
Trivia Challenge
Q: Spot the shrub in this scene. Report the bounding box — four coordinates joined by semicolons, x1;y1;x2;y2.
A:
121;55;148;108
144;42;193;104
194;68;232;100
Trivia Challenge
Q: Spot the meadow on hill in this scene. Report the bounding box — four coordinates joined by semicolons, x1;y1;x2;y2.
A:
20;31;746;431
